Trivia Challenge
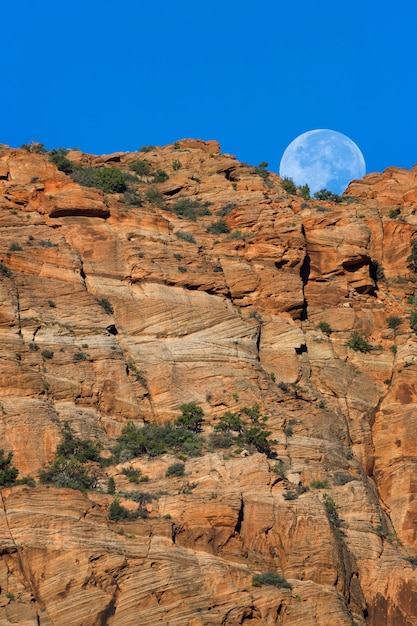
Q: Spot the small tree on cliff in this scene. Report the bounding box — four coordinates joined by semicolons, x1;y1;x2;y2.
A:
0;450;18;486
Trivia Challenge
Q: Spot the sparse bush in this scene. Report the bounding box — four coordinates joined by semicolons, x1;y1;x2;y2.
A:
283;491;298;500
252;571;292;589
0;263;12;278
98;297;114;315
9;243;23;252
272;461;286;477
317;321;332;335
73;352;88;361
172;159;182;171
388;208;401;219
41;349;54;360
310;479;331;489
122;466;142;483
176;231;196;244
144;188;165;206
152;168;169;183
217;203;237;217
299;184;310;200
129;159;152;177
387;316;402;330
170;198;204;221
29;342;39;351
21;142;46;153
346;332;374;353
139;145;156;153
166;462;185;477
207;220;230;235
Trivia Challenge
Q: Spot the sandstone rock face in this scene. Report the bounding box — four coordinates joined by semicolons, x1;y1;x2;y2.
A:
0;141;417;624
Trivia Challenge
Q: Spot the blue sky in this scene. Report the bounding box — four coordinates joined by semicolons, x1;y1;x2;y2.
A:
2;1;416;178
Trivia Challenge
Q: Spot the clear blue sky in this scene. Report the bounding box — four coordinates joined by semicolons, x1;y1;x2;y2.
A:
2;1;416;177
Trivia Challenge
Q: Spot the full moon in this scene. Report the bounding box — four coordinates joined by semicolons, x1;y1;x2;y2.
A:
279;129;366;195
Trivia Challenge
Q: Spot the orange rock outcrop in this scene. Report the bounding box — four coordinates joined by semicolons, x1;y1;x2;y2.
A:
0;140;417;624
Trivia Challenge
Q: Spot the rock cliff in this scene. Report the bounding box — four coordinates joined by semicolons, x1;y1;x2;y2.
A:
0;139;417;624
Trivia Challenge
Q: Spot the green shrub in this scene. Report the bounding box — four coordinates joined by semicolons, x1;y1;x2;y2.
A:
139;145;156;153
176;231;196;244
129;159;152;176
0;263;12;278
49;148;75;173
0;450;19;486
73;352;88;361
170;198;203;221
217;203;237;217
144;188;165;206
346;332;374;352
283;491;298;500
323;494;343;529
299;184;310;200
213;405;276;457
272;461;286;477
252;571;292;589
98;297;114;315
166;462;185;477
71;166;127;193
388;208;401;219
281;177;297;195
207;220;230;234
310;479;331;489
112;407;205;461
172;159;182;171
108;498;144;521
21;142;46;153
39;423;102;492
153;168;169;183
387;316;402;330
314;188;343;203
122;466;142;483
39;456;94;491
41;349;54;359
9;243;23;252
107;476;116;494
56;422;102;463
317;321;332;335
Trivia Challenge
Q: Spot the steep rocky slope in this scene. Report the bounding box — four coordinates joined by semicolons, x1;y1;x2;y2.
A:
0;140;417;625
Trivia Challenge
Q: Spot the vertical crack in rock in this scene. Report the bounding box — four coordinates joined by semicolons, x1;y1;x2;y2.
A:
299;251;310;321
234;496;244;535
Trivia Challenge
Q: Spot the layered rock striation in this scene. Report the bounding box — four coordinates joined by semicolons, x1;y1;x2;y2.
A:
0;140;417;624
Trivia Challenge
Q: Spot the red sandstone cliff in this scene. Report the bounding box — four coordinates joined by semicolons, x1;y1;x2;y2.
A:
0;140;417;624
